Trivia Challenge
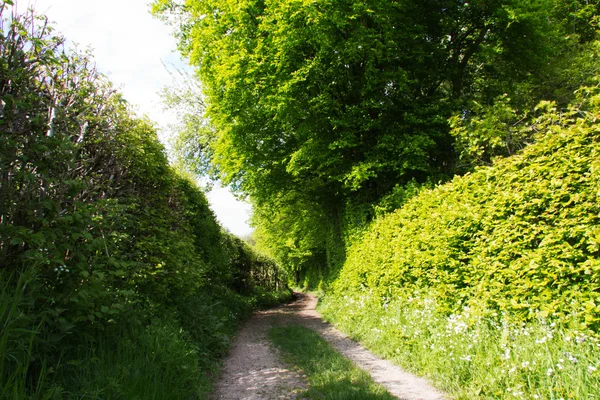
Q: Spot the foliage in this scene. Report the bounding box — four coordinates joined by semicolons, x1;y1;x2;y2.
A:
0;269;59;400
450;36;600;168
52;317;209;400
252;193;329;280
153;0;600;285
326;87;600;329
153;0;600;397
269;325;396;400
449;95;531;166
0;5;290;397
318;90;600;398
161;69;216;182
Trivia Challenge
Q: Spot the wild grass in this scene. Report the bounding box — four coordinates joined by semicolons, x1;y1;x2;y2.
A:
53;319;207;400
269;325;396;400
0;270;59;400
319;293;600;400
56;289;293;399
0;269;292;399
0;270;207;399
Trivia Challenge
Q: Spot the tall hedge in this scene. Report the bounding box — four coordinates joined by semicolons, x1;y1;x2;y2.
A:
0;7;289;394
329;91;600;330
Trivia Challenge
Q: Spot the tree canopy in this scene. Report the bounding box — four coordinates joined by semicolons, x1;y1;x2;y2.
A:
154;0;600;281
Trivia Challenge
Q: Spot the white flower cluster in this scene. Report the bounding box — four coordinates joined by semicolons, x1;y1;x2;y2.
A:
54;265;70;273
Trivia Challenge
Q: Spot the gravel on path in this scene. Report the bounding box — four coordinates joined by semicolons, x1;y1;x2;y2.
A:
209;307;307;400
210;293;446;400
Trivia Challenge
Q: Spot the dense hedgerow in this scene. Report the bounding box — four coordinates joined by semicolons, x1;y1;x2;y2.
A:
0;7;290;398
327;90;600;330
319;89;600;399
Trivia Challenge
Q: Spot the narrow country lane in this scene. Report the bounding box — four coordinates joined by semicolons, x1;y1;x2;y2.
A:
210;293;446;400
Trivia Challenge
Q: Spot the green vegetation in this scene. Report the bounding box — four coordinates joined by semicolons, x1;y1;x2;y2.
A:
4;0;599;397
0;5;289;398
45;318;210;399
320;294;600;400
269;325;396;400
325;93;600;329
318;92;600;398
155;0;600;397
153;0;600;285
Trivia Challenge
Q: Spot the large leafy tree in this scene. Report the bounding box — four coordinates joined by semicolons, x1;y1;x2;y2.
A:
154;0;599;280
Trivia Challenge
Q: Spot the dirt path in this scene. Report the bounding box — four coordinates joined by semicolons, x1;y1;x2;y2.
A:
208;306;307;399
210;293;446;400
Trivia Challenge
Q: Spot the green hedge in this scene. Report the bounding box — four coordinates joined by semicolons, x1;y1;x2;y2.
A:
328;93;600;330
0;8;290;398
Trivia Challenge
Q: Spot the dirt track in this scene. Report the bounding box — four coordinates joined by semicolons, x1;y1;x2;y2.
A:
210;293;446;400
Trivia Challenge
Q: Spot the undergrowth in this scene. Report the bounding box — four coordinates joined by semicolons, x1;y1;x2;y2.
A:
0;269;291;399
320;294;600;400
51;320;207;400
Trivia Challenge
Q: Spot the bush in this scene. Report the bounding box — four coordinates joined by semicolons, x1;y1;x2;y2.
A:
327;89;600;330
320;87;600;398
0;6;290;397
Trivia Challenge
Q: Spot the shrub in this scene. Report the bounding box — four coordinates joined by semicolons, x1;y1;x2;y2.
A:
0;6;290;397
328;88;600;331
321;91;600;398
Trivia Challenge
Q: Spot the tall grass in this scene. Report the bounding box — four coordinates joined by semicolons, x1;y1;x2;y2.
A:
0;269;292;399
0;270;58;400
320;293;600;400
53;319;206;400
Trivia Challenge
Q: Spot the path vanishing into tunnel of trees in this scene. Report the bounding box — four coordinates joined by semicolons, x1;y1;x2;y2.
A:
210;293;446;400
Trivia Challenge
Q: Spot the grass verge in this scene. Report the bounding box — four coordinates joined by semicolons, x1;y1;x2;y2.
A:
53;319;207;400
269;325;396;400
0;269;292;399
0;270;58;400
320;293;600;400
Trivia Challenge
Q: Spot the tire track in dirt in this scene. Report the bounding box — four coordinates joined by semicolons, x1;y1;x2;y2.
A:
208;305;307;399
210;293;446;400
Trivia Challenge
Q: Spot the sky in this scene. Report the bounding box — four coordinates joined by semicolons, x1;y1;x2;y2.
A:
22;0;254;237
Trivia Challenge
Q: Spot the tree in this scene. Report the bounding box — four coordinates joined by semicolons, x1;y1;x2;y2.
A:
154;0;599;282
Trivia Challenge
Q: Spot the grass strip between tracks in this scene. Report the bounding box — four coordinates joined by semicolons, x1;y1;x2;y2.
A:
269;325;396;400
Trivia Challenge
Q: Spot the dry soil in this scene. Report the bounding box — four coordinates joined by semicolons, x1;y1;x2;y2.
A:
210;293;446;400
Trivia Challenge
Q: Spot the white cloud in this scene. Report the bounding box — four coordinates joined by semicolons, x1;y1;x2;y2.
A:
24;0;253;237
31;0;183;126
207;185;254;237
